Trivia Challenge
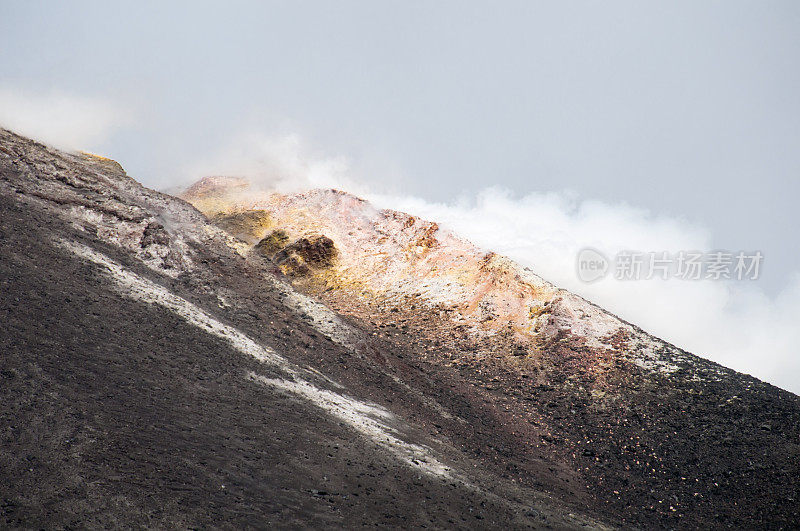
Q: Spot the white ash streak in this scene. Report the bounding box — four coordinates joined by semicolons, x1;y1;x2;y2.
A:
248;373;453;479
57;238;452;479
59;238;288;370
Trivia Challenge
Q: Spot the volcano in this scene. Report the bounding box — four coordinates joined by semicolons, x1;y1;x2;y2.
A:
1;128;798;528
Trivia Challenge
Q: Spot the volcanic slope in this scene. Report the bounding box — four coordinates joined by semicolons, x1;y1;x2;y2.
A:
180;176;800;529
0;128;615;528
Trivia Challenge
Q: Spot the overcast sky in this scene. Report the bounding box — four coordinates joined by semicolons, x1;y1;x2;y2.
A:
2;1;799;390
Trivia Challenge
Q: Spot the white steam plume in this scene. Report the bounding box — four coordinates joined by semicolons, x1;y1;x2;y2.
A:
183;131;365;194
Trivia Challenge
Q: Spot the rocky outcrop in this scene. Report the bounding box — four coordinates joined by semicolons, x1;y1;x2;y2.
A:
271;234;338;276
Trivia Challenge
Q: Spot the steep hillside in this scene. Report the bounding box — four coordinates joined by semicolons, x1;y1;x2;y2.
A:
0;128;606;528
181;176;800;528
1;127;798;529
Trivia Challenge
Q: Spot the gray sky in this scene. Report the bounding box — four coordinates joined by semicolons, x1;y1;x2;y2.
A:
1;0;798;294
